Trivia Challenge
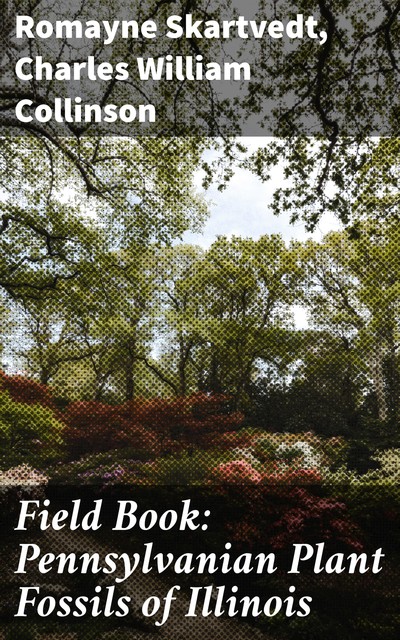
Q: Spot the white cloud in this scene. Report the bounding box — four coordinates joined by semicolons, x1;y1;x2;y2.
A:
183;137;342;247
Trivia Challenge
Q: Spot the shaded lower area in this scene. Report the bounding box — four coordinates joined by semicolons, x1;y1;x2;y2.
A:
1;485;399;639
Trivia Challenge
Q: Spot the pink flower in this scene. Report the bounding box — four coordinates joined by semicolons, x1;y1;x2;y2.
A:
262;468;322;485
211;460;262;484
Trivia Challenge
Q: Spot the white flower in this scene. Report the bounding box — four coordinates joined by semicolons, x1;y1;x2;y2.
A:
0;464;48;487
276;441;321;469
232;447;259;465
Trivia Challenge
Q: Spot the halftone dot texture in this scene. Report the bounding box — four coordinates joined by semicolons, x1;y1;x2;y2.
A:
1;0;400;638
1;0;399;136
1;135;399;635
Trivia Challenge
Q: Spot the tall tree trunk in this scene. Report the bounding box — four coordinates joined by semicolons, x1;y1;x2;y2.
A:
39;368;51;385
370;342;388;423
124;342;136;402
208;347;222;394
178;335;187;396
386;324;400;422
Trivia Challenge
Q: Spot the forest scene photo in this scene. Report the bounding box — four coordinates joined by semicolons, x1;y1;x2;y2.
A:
1;1;399;639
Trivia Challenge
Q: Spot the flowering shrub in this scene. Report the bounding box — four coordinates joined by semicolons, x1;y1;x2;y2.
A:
63;393;243;460
224;485;363;552
266;487;363;551
0;464;48;515
275;441;322;468
205;430;332;487
79;463;126;485
0;463;48;487
0;372;55;408
63;401;160;459
211;460;263;484
128;451;232;486
208;456;322;487
231;447;260;465
201;431;362;554
206;429;343;471
119;393;243;448
49;450;150;485
262;468;323;484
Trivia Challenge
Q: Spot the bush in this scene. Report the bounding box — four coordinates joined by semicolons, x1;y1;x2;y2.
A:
223;485;363;552
0;390;64;469
63;400;160;459
49;449;151;484
0;372;55;409
145;450;231;485
63;393;244;460
119;393;243;447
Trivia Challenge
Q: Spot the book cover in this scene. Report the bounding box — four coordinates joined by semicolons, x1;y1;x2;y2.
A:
1;1;399;638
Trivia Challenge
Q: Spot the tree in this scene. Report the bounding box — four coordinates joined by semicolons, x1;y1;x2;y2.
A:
245;137;400;231
0;136;208;302
2;1;398;233
80;247;159;402
0;384;64;469
249;331;364;436
147;236;303;407
144;244;207;397
12;244;158;401
302;222;400;426
1;0;211;279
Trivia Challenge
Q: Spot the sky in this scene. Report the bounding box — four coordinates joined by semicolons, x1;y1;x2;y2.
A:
182;138;341;248
2;137;341;371
181;138;342;330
